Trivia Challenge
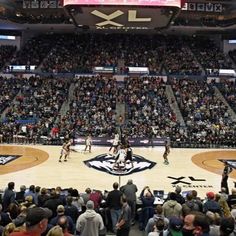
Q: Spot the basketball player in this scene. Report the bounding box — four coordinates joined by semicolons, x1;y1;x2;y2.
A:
113;145;126;170
163;140;170;165
59;139;72;162
221;161;233;194
125;144;134;169
84;135;92;153
109;133;120;154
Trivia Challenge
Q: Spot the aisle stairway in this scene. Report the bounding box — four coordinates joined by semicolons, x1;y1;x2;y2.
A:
165;85;185;126
55;80;75;123
214;86;236;121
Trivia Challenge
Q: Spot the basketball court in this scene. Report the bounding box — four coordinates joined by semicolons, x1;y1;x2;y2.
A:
0;144;235;199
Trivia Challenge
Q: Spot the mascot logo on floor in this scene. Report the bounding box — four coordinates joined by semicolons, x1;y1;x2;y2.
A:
84;153;156;176
0;155;21;165
219;159;236;169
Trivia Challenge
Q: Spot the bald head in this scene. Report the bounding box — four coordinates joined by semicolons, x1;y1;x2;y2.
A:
57;216;68;231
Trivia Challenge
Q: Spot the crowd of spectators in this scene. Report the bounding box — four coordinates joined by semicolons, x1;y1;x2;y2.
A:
174;17;236;28
9;13;71;24
0;77;23;114
57;75;118;138
41;34;166;74
163;37;202;75
0;76;69;144
229;49;236;66
123;76;181;139
217;79;236;113
0;46;17;70
1;181;236;236
0;75;236;148
1;34;234;76
187;37;233;74
10;35;58;66
171;78;236;147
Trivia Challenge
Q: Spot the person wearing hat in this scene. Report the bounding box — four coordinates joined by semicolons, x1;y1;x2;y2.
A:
167;217;183;236
49;205;74;234
10;207;52;236
203;192;222;215
76;200;104;236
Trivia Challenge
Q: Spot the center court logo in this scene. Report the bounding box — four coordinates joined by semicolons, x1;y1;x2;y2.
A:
0;155;21;165
84;153;156;176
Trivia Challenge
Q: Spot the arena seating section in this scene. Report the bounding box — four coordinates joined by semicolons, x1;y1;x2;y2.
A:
0;34;236;148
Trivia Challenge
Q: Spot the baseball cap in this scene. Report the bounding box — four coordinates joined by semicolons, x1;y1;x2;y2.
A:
57;205;65;215
25;207;52;227
206;192;215;199
169;217;183;236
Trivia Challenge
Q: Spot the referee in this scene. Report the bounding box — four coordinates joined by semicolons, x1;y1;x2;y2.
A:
221;161;233;194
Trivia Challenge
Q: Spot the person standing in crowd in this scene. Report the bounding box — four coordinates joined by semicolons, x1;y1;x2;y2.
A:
175;186;185;205
116;195;131;236
49;205;74;234
120;179;138;225
15;185;26;205
193;213;210;236
84;134;92;153
57;216;73;236
145;205;169;235
221;161;233;194
3;182;15;212
76;200;104;236
227;188;236;210
203;192;221;215
163;140;170;165
163;192;182;219
106;182;123;234
59;139;72;162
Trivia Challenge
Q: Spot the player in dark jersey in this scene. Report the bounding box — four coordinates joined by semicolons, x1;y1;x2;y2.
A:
163;140;170;165
59;139;72;162
125;144;134;169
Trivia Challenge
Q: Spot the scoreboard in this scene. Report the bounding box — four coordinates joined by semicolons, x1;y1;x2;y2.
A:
63;0;184;31
63;0;182;7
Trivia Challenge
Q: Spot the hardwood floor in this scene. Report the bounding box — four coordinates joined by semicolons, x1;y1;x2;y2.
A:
0;144;235;199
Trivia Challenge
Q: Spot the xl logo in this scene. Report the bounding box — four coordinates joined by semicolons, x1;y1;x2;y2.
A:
168;176;206;185
91;10;151;27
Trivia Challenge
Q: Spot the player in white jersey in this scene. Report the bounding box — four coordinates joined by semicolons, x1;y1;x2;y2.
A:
113;145;126;170
109;133;120;154
84;135;92;153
